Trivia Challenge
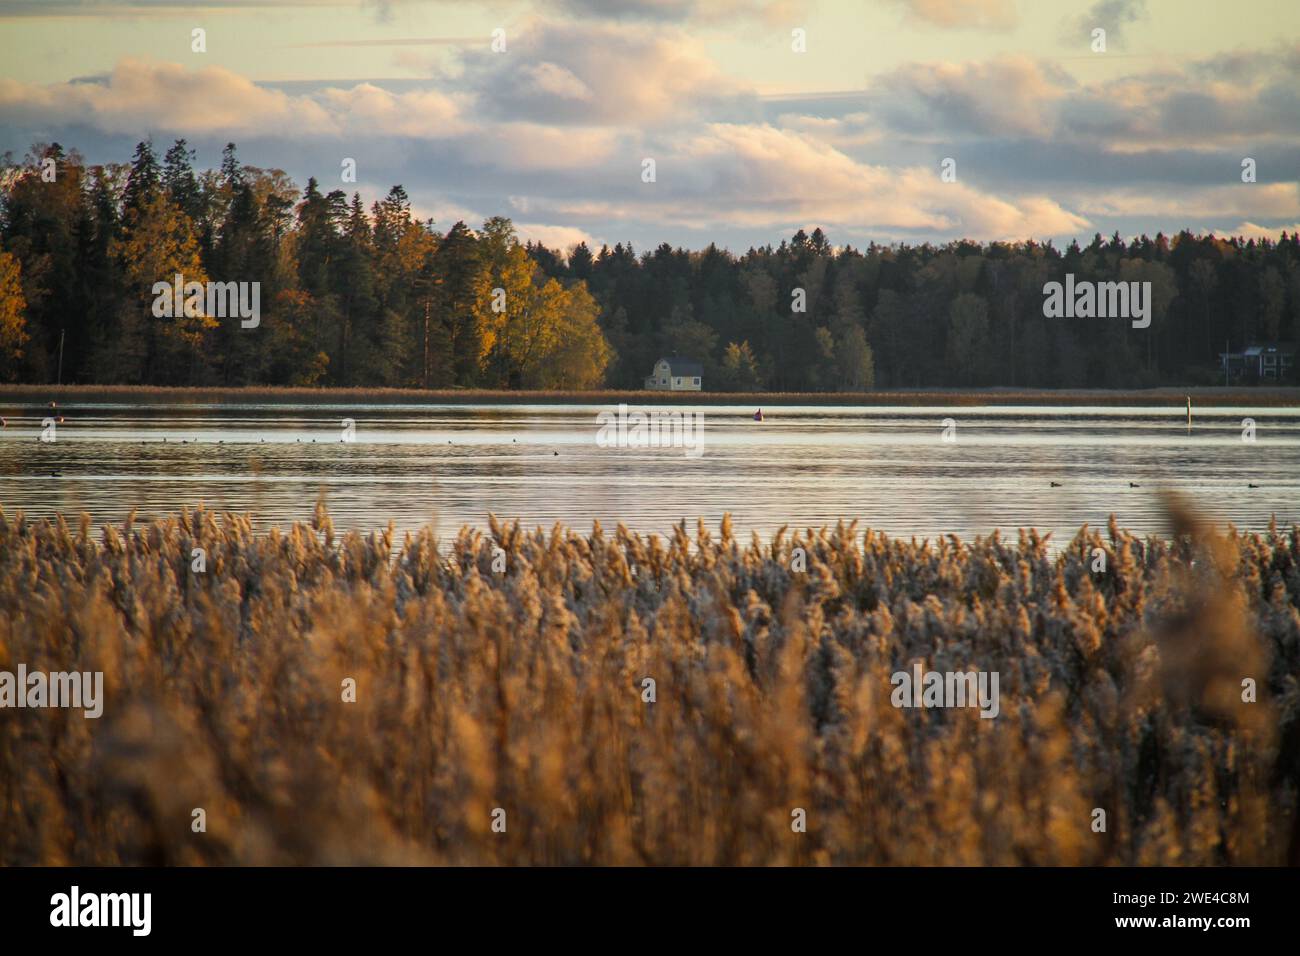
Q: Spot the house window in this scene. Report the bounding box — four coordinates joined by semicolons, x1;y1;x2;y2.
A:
693;377;700;385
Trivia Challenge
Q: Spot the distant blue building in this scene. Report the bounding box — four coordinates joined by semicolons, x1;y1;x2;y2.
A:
1219;343;1295;382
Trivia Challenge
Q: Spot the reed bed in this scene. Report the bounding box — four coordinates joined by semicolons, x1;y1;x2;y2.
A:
1;502;1297;865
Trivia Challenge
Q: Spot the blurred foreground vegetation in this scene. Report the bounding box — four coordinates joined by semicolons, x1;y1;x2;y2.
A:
1;503;1297;865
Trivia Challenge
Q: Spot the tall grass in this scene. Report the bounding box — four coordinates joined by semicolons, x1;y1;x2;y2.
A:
1;503;1296;865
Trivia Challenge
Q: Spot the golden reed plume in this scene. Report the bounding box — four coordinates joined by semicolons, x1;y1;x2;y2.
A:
0;503;1295;865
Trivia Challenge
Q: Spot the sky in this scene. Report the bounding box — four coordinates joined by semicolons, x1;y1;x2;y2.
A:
0;0;1298;254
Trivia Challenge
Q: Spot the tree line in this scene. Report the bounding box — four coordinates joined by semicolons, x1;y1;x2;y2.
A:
0;141;610;389
2;140;1298;391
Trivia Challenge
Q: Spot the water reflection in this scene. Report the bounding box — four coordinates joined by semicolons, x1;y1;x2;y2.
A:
2;402;1297;545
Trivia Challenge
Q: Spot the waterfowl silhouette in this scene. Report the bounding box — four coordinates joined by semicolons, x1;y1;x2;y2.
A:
1050;481;1061;487
753;409;764;422
1248;483;1259;488
1129;482;1140;488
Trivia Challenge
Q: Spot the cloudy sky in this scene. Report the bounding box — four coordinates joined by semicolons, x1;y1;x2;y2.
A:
1;0;1297;252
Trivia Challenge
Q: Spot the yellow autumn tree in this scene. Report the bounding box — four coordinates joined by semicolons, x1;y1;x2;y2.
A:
0;250;30;380
496;274;609;389
110;193;213;383
471;218;610;388
477;241;533;379
525;280;611;389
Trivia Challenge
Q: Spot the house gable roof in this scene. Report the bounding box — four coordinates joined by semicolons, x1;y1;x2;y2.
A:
656;356;703;377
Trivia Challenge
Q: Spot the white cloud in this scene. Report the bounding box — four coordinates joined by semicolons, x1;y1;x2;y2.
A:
861;46;1300;151
1078;184;1300;221
315;83;465;138
2;23;1298;249
1220;221;1300;241
885;0;1018;30
532;123;1089;239
451;19;745;125
452;123;619;172
409;198;483;228
0;58;333;136
0;59;464;140
519;63;594;103
516;222;598;251
873;55;1072;140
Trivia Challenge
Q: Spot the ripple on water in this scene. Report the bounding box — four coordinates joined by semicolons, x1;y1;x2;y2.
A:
1;403;1297;545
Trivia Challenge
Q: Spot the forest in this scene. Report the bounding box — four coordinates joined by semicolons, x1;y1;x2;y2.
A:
1;140;1298;391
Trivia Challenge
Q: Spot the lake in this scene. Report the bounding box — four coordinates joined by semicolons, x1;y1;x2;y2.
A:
2;402;1297;546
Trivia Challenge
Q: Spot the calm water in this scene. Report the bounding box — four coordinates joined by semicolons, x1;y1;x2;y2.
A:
1;402;1297;546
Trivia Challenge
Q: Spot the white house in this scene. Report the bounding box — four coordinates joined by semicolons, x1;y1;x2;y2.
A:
1219;342;1295;382
645;356;703;391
